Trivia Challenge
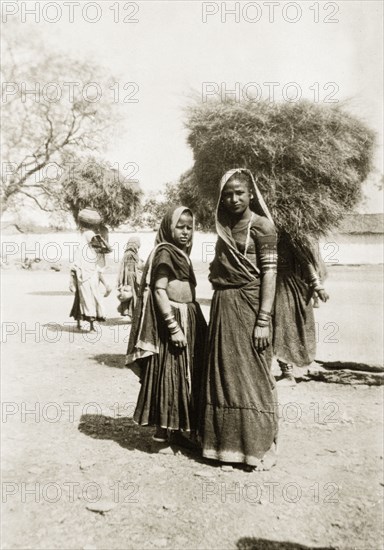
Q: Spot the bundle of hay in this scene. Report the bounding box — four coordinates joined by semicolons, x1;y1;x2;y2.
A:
183;99;375;242
61;158;142;229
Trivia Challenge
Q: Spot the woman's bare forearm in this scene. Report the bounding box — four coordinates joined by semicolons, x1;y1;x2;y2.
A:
154;287;172;316
259;271;276;314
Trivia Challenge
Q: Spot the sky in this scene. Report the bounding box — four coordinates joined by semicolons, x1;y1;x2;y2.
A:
2;0;383;213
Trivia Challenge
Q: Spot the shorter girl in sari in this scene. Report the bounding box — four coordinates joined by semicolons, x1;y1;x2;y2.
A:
117;236;143;319
126;207;207;444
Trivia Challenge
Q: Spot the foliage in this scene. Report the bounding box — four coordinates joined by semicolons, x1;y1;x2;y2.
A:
182;99;376;241
130;183;182;229
60;158;142;229
1;26;120;216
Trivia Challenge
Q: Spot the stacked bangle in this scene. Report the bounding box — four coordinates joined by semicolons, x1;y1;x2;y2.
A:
163;312;181;335
308;267;324;292
256;309;271;327
259;309;272;318
310;277;324;292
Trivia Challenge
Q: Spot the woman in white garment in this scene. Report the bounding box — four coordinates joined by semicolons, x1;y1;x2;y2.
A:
70;225;111;332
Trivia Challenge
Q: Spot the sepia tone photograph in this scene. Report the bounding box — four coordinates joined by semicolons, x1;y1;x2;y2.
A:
1;1;383;549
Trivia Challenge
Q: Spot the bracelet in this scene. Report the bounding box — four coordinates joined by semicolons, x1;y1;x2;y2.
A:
309;273;321;286
163;312;175;323
256;319;269;328
258;309;272;318
163;311;181;334
168;322;181;335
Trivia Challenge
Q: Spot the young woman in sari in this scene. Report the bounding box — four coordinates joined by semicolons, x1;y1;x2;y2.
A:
117;236;143;318
126;206;207;444
200;168;278;471
274;234;329;385
69;225;112;332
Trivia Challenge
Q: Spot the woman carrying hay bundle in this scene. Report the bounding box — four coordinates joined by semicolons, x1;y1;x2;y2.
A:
200;168;278;471
117;236;143;319
126;206;207;445
69;208;112;332
274;234;329;385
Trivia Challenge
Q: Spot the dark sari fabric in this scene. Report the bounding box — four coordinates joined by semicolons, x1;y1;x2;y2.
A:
118;238;141;316
273;233;325;367
126;207;207;432
201;169;279;467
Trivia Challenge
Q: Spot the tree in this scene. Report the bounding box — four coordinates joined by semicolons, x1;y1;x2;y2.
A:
60;158;142;229
1;25;120;217
180;99;375;242
176;170;215;231
129;183;183;229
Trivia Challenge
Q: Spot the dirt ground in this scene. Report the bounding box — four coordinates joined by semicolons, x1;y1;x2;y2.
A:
1;266;383;550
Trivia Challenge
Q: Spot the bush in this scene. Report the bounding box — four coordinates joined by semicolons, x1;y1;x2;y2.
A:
183;99;375;242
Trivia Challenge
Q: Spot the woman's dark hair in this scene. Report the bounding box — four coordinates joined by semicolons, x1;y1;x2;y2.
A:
224;170;266;217
226;171;253;194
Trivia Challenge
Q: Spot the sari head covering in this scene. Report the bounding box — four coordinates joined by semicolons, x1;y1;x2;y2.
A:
210;168;276;288
126;206;195;366
155;206;194;254
125;235;141;253
217;168;273;225
118;235;141;289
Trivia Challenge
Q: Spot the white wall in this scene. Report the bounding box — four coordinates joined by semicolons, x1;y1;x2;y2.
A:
1;231;383;266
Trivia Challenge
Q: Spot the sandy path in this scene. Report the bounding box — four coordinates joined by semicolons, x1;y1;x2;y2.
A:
1;267;383;550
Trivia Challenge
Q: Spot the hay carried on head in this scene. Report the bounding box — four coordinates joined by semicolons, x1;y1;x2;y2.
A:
61;158;142;229
183;99;375;243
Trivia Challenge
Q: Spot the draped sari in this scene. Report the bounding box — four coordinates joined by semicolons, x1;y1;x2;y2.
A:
273;233;326;367
200;169;279;467
117;237;142;317
70;230;106;322
126;207;207;432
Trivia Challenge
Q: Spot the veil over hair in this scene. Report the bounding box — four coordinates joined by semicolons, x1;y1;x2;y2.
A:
126;205;196;366
217;168;274;224
155;206;194;256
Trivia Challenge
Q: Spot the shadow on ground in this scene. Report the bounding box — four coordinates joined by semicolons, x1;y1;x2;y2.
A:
42;318;128;335
29;290;72;296
78;414;207;461
92;353;126;369
99;317;129;327
78;414;154;454
236;537;336;550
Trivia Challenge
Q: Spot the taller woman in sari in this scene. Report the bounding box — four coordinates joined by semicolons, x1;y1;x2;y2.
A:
126;206;207;444
200;168;278;470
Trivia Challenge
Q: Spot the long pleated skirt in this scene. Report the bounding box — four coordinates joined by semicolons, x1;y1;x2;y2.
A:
70;271;105;322
200;281;278;467
273;273;316;367
133;301;207;433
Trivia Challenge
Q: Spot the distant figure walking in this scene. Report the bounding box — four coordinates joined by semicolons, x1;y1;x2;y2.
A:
69;210;112;332
117;236;143;319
